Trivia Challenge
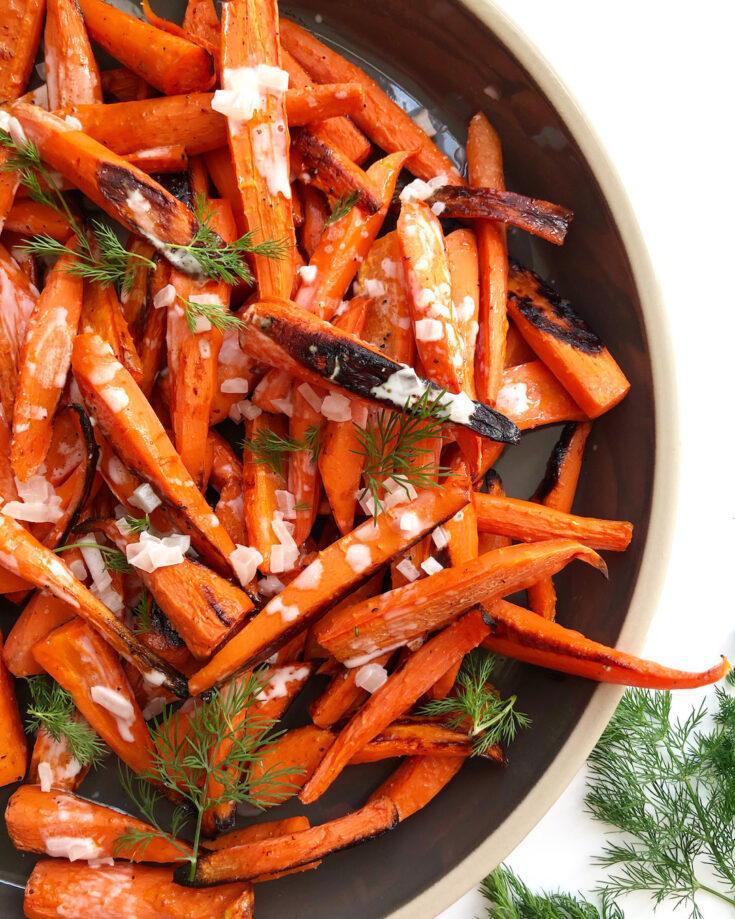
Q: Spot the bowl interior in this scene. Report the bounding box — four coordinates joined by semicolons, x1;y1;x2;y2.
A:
0;1;656;916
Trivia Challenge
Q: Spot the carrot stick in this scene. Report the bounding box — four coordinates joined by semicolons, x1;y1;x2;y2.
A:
100;66;152;103
300;609;493;802
242;411;288;574
81;275;143;384
7;785;191;862
10;251;82;481
183;797;399;885
287;387;322;546
183;0;221;51
310;651;390;728
280;19;462;183
24;861;252;919
315;539;606;662
203;816;310;850
0;630;27;785
527;422;592;619
45;0;103;108
476;469;512;554
140;0;215;49
0;0;45;104
71;332;237;576
0;149;20;233
294;151;409;319
507;261;630;417
126;145;189;174
208;431;246;544
28;717;91;791
3;199;73;239
474;492;632;551
210;322;263;424
0;242;38;420
188;478;471;694
300;184;328;258
119;238;155;332
11;105;202;267
495;359;587;430
483;599;729;689
446;228;480;392
76;0;213;95
318;397;368;536
220;0;295;299
368;754;466;821
504;321;536;367
32;618;154;773
0;514;188;696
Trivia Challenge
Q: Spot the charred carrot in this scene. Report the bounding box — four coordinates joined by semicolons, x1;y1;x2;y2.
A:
119;238;155;331
45;0;103;108
220;0;295;299
281;19;461;183
300;609;493;802
71;332;238;576
474;492;632;550
0;0;44;103
7;785;191;862
368;754;466;821
189;478;471;694
0;630;27;785
77;0;214;95
0;243;38;420
315;539;605;662
507;261;630;417
483;599;729;689
495;359;587;430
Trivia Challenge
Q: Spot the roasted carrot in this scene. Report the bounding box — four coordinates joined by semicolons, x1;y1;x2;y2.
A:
127;145;188;174
183;0;221;51
300;609;493;802
72;332;238;576
474;492;632;551
0;0;44;103
482;599;729;689
7;785;191;862
28;717;91;791
203;816;311;850
11;105;203;268
446;228;480;391
220;0;295;299
0;630;27;785
504;321;536;367
182;797;399;885
210;321;263;424
3;199;73;240
242;411;288;574
32;619;154;773
24;861;252;919
209;431;246;544
189;478;471;694
77;0;213;95
281;19;461;183
300;184;329;258
10;251;82;480
120;238;155;332
368;754;466;821
318;397;368;536
81;275;143;383
495;359;587;430
0;513;188;696
0;149;20;233
45;0;103;108
0;243;38;420
287;385;322;547
294;151;409;319
315;539;605;662
507;261;631;417
100;66;152;103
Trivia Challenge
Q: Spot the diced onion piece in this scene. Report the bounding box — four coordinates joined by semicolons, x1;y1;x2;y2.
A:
420;556;444;576
275;489;297;520
125;531;189;573
259;574;285;598
354;663;389;693
297;382;323;413
153;284;176;309
321;392;352;422
44;837;104;862
431;525;450;550
230;544;264;587
414;318;444;342
395;558;420;582
398;511;420;538
344;543;372;574
128;483;161;513
37;761;53;793
221;377;250;394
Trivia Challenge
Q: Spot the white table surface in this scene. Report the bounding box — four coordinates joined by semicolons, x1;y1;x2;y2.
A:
440;1;735;916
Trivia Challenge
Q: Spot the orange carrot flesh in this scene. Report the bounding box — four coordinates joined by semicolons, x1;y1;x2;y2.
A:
203;816;311;850
242;411;288;574
184;0;222;50
368;754;466;821
71;332;237;576
504;321;537;367
10;250;82;481
45;0;103;109
483;600;729;690
4;199;74;239
32;618;154;773
81;276;143;384
446;227;480;395
318;398;368;536
0;0;45;104
0;631;27;785
315;539;606;662
189;478;471;694
0;243;39;420
119;238;156;332
7;785;191;862
126;145;189;174
474;492;633;551
506;262;631;418
99;66;152;102
300;609;493;803
24;861;251;919
28;719;90;791
280;19;461;183
220;0;295;299
287;387;322;546
495;359;587;430
77;0;214;95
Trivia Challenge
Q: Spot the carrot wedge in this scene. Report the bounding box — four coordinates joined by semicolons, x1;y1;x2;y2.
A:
482;599;729;689
45;0;103;109
71;332;237;576
0;631;27;785
473;492;633;551
188;477;471;694
203;816;311;850
280;19;461;183
0;0;44;104
28;718;91;791
3;587;77;677
368;754;466;821
77;0;214;95
495;360;587;430
4;199;74;239
10;105;203;270
180;797;399;886
238;298;521;442
24;861;252;919
0;243;38;420
300;609;493;802
6;785;191;862
506;262;631;417
0;514;188;697
183;0;221;50
220;0;295;299
10;250;82;480
315;539;606;662
242;412;288;575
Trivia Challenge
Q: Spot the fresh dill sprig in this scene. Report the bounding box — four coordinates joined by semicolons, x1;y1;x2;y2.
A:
353;387;452;521
133;588;153;634
25;675;106;768
242;423;322;477
585;686;735;918
481;864;624;919
325;190;362;226
420;649;530;756
293;500;311;512
124;513;151;535
114;674;301;881
179;294;245;334
55;541;131;573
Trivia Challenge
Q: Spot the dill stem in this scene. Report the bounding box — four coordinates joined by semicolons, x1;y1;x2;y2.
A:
697;883;735;908
683;772;735;891
189;809;204;882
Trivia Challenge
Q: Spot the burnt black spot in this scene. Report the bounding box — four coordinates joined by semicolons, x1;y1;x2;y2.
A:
150;602;185;647
532;421;580;503
96;162;177;218
202;585;234;626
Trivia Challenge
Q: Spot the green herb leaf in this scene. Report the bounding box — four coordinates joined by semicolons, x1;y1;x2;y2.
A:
325;190;362;226
242;423;322;477
133;588;154;635
55;541;131;573
179;294;245;334
123;513;151;535
25;675;106;768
